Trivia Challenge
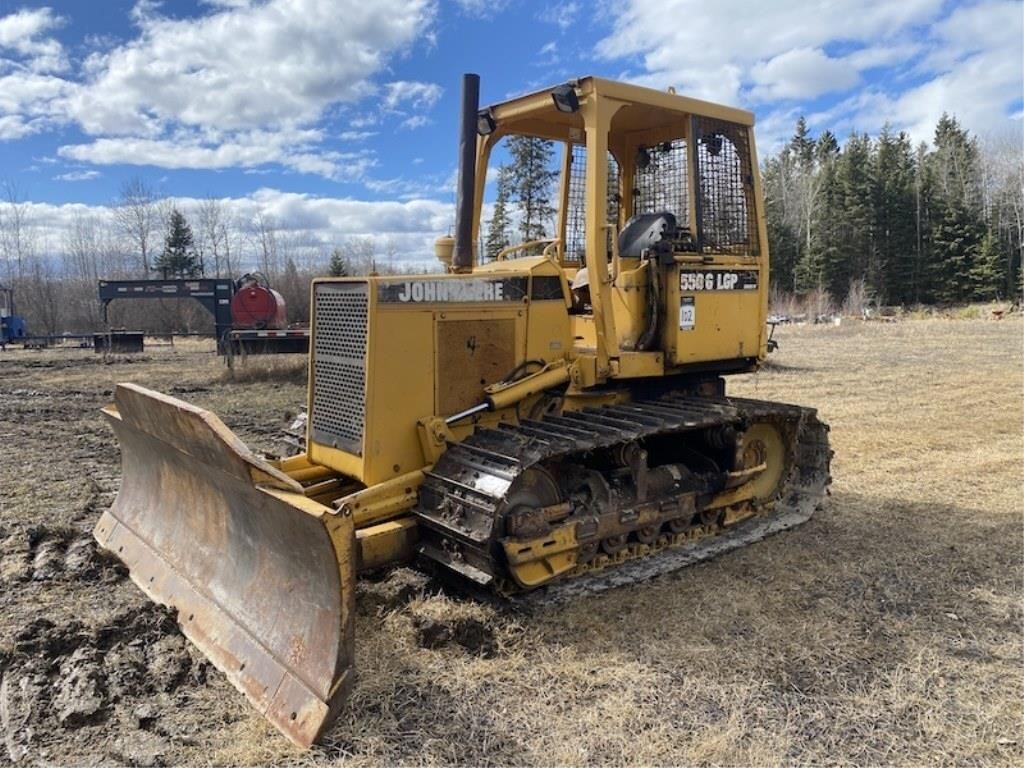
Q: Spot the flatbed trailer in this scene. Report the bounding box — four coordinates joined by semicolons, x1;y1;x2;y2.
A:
97;278;309;358
224;327;309;356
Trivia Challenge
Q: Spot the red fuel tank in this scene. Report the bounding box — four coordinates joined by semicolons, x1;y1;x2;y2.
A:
230;277;288;330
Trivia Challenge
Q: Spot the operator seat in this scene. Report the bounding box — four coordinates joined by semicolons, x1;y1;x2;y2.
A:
618;212;677;259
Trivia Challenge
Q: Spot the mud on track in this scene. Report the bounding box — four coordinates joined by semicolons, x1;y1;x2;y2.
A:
1;321;1022;766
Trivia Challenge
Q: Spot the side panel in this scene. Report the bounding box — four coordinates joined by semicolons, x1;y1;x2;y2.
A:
436;318;516;415
668;265;762;364
363;306;435;483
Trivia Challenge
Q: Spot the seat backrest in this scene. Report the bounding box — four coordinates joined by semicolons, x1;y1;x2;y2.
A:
618;212;677;258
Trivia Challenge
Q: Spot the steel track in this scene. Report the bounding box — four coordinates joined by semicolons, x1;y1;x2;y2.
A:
414;395;832;600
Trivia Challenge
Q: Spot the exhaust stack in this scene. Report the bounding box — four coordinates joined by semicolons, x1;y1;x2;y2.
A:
452;73;479;272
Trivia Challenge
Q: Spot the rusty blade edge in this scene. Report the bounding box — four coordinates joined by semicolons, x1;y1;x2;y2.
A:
94;509;334;749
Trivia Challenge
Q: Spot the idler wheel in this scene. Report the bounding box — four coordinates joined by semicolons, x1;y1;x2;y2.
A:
740;422;788;501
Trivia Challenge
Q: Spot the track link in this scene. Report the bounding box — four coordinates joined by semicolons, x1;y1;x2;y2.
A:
414;395;831;598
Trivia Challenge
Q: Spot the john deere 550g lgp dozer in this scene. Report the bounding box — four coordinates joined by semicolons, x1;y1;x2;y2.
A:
95;74;831;747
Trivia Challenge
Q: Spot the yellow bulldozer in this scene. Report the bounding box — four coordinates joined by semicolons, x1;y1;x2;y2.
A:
94;74;831;748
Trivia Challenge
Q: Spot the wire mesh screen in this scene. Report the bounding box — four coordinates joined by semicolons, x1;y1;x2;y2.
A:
695;119;758;255
633;139;689;226
564;145;620;265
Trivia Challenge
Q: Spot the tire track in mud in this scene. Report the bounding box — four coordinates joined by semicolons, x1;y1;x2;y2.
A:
0;351;299;763
0;528;214;765
0;367;206;764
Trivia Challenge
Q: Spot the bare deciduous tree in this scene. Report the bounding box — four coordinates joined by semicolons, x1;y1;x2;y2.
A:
197;195;234;277
112;177;159;275
0;181;33;281
248;212;279;279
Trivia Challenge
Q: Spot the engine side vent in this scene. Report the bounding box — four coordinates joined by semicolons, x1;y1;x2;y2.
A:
311;281;369;455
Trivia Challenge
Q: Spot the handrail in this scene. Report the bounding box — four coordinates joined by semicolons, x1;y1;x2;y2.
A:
496;237;559;262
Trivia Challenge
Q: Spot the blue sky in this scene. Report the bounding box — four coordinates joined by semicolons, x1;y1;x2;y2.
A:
0;0;1021;265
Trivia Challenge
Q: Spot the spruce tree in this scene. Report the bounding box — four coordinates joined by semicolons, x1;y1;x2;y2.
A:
932;198;984;302
971;230;1007;300
485;164;513;261
797;133;841;295
871;127;917;304
507;136;557;245
912;142;938;302
762;150;800;292
785;119;831;296
328;248;349;277
790;117;815;168
760;111;1005;307
929;114;986;302
833;133;874;300
154;208;200;278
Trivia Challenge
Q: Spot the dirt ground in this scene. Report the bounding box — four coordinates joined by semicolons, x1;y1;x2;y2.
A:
1;319;1021;767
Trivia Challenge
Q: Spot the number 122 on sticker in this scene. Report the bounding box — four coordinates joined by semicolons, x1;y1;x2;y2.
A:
679;297;695;330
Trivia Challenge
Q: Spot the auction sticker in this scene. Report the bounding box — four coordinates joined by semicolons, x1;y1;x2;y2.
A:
679;297;695;330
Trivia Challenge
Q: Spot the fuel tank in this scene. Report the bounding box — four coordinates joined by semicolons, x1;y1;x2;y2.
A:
231;277;288;329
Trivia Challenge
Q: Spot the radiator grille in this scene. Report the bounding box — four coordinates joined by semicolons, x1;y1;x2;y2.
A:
311;282;368;455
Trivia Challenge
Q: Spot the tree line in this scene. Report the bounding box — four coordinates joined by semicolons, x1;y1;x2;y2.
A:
0;179;420;336
763;115;1022;308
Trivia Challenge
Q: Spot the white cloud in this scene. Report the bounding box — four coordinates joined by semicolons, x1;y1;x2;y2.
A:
57;128;377;181
15;188;454;268
539;2;580;33
925;0;1022;70
70;0;435;135
6;0;437;176
454;0;509;18
336;130;377;141
53;170;100;181
364;167;456;200
376;80;443;134
805;1;1024;146
0;7;68;73
597;0;945;104
536;41;561;67
0;2;441;174
383;81;444;112
844;42;923;72
751;48;859;102
0;70;74;139
597;0;1022;147
399;115;431;130
0;114;37;140
0;8;71;139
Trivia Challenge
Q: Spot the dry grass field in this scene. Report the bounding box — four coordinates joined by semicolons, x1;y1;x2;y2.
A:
1;318;1021;766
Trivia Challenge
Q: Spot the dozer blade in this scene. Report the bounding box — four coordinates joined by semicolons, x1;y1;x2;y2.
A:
93;383;355;748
